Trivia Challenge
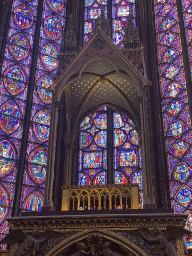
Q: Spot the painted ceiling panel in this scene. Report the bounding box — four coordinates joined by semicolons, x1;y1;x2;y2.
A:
83;59;115;75
78;81;134;119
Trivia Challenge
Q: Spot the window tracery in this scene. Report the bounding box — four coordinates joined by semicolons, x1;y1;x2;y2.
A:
84;0;107;42
154;0;192;247
0;0;39;244
20;0;67;214
78;107;143;207
112;0;136;48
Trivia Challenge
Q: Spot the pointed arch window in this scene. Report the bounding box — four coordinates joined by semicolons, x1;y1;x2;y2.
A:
78;106;143;207
84;0;107;42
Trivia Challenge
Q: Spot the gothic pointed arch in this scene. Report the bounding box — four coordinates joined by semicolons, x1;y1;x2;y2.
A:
45;230;148;256
45;28;155;211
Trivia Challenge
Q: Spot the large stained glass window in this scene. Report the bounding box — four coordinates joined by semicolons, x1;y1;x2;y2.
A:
113;111;143;207
112;0;136;48
182;0;192;78
78;107;107;185
84;0;107;42
0;0;39;243
20;0;67;213
78;107;143;206
154;0;192;248
181;0;192;248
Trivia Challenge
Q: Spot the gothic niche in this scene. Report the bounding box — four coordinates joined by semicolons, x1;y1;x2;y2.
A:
57;235;134;256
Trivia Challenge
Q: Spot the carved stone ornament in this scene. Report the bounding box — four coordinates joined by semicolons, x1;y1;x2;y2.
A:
58;234;132;256
94;7;111;37
91;38;105;51
0;229;69;256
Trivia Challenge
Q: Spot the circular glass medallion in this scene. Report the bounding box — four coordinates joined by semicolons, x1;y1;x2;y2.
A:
3;66;26;95
13;4;34;29
44;16;62;40
128;130;139;145
23;191;44;211
46;0;64;12
28;147;47;184
37;75;53;104
0;101;21;134
94;114;107;129
0;140;16;178
8;33;30;61
40;43;59;71
95;130;107;148
0;185;9;223
33;109;50;142
114;129;126;147
80;131;92;149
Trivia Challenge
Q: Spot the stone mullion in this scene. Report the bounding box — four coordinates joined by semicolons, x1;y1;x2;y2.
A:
53;102;66;211
11;0;44;217
43;99;60;210
176;0;192;119
143;0;171;208
72;136;79;186
0;0;13;70
107;0;112;37
78;0;85;47
107;107;114;185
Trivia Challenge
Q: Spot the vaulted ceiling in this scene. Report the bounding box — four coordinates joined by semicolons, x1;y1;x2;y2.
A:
67;58;140;130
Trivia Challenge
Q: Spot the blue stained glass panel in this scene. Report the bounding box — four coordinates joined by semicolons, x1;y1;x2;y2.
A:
93;171;106;185
0;0;40;242
8;33;30;61
23;191;44;212
78;173;91;186
154;0;192;247
112;0;136;48
78;107;107;185
114;171;128;184
3;66;27;96
80;131;92;149
84;0;107;41
19;0;67;215
83;152;102;169
113;111;142;206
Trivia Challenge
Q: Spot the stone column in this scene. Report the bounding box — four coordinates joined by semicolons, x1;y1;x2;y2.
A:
139;83;154;206
175;237;186;256
43;97;60;211
64;140;74;187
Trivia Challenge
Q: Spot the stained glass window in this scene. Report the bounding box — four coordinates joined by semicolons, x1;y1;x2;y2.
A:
0;0;39;243
78;107;143;207
182;0;192;79
78;107;107;185
154;0;192;248
20;0;67;213
84;0;107;42
182;1;192;247
112;0;136;48
113;111;143;207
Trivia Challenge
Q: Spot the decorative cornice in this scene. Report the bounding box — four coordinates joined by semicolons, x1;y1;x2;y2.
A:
8;213;187;233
